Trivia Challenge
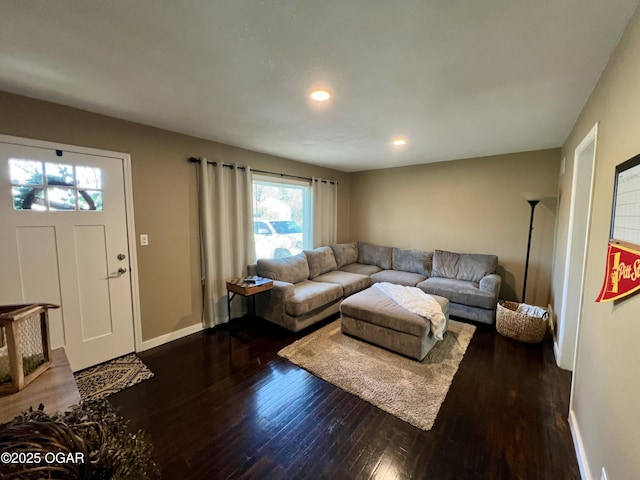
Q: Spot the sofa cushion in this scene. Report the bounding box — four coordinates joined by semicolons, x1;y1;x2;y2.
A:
312;270;371;297
417;277;497;310
330;242;358;268
285;280;343;316
256;253;309;284
304;246;338;279
339;263;382;276
370;269;427;287
392;248;432;277
358;242;392;270
459;253;498;282
432;249;498;282
431;250;461;279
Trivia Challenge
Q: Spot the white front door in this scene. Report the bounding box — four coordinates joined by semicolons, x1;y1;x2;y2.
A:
0;139;136;371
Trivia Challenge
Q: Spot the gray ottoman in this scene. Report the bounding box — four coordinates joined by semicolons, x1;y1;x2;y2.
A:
340;286;449;361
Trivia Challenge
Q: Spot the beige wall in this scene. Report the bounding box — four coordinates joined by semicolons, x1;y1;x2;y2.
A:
349;150;560;307
552;5;640;479
0;91;351;342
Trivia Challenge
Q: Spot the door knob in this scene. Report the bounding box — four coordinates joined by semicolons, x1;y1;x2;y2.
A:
107;267;127;279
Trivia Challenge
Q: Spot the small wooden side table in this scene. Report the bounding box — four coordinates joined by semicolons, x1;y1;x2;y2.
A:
0;348;80;424
226;277;273;322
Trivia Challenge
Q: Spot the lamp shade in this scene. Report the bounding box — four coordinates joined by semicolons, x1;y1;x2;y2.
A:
522;192;543;202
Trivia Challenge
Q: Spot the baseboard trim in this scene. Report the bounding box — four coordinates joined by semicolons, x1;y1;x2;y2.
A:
569;408;591;480
553;339;562;368
140;322;204;351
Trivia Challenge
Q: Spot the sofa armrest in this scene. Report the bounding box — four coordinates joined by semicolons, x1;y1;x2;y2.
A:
271;280;295;301
255;280;295;324
479;274;502;299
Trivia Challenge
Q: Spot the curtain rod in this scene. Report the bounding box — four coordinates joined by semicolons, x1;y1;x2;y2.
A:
189;157;338;184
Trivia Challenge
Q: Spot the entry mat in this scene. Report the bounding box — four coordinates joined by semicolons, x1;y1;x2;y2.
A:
74;353;154;402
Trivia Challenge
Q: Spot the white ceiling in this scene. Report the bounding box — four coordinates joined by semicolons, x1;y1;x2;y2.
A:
1;1;638;172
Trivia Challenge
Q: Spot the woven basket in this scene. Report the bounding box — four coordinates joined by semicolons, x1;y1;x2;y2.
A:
496;301;548;344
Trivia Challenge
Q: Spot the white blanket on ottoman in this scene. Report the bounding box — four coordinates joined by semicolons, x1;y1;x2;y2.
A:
373;282;447;340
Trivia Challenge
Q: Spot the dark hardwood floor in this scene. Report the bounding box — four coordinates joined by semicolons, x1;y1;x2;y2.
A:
109;316;580;479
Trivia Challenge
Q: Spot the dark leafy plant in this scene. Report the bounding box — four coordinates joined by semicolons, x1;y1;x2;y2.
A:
0;400;159;479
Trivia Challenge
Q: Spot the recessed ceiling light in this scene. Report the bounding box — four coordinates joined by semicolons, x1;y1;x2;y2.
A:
310;89;331;101
392;138;408;146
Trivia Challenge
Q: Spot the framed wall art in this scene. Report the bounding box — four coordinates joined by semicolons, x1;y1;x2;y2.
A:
610;153;640;248
597;153;640;302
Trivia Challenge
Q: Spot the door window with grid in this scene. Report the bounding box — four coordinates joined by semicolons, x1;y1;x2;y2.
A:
9;158;103;211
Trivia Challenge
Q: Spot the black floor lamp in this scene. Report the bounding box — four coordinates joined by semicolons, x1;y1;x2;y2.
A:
522;194;541;303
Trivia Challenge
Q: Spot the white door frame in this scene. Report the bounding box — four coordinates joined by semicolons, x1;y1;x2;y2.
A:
0;134;142;353
556;123;598;371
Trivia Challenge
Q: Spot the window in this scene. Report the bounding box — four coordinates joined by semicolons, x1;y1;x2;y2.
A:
252;176;311;259
9;158;103;211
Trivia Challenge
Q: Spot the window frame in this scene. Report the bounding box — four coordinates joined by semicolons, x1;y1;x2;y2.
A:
252;174;312;257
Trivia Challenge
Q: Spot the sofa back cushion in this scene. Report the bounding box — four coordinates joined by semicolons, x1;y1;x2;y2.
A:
432;250;461;279
330;242;358;268
304;246;338;279
392;248;432;277
256;253;309;284
432;249;498;283
358;242;392;270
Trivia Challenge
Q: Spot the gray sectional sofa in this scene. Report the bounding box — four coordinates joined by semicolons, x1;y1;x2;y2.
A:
250;242;502;332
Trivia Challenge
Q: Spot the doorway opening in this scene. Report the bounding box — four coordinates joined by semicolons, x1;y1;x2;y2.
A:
556;124;597;371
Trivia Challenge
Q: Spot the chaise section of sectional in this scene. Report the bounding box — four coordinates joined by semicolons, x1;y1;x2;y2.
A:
341;286;450;360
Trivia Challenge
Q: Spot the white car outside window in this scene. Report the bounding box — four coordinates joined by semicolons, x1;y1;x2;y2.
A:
254;220;303;259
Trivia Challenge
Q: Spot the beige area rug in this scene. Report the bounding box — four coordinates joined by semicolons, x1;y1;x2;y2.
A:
278;319;475;431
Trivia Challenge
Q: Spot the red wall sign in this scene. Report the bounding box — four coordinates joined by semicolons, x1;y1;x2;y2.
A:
596;242;640;302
